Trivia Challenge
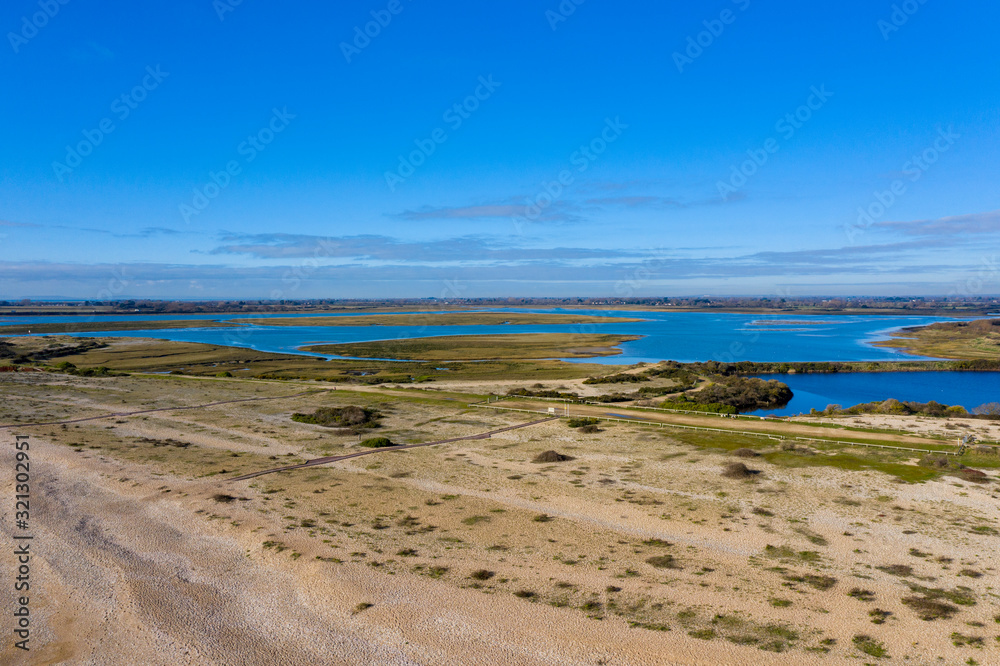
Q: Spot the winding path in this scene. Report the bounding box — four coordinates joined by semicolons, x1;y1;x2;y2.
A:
228;417;558;481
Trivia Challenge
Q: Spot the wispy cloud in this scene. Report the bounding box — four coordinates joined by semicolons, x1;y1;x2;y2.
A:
128;227;183;238
0;246;965;292
876;209;1000;236
209;233;643;263
398;201;581;223
584;196;683;208
0;220;42;228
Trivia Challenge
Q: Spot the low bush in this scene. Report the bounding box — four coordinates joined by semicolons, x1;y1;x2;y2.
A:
292;405;382;430
469;569;495;581
584;373;649;384
721;462;759;479
852;634;888;658
359;437;394;448
901;595;958;621
646;555;681;570
532;450;573;463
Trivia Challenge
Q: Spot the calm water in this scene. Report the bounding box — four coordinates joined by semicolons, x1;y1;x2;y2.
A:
0;308;972;363
750;371;1000;416
4;308;996;409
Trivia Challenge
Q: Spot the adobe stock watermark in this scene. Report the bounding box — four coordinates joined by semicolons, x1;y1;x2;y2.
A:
510;117;628;235
673;0;751;74
845;125;959;244
614;250;671;299
545;0;586;31
384;75;501;192
180;107;295;223
947;255;999;299
717;85;833;200
340;0;414;64
878;0;929;40
7;0;71;54
51;65;169;183
213;0;246;21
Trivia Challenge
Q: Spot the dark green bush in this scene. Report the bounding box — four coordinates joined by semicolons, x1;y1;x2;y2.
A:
359;437;394;448
292;405;382;430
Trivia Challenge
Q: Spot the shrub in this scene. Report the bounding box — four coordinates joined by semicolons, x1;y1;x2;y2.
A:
532;450;573;463
578;424;601;433
469;569;495;581
958;468;989;484
646;555;681;570
661;399;738;415
973;402;1000;416
721;462;759;479
566;417;600;428
359;437;394;448
869;608;891;625
674;376;793;412
461;515;490;526
901;595;959;621
583;373;649;384
852;634;888;658
839;399;968;417
950;632;985;647
292;405;382;430
507;387;578;400
732;448;759;458
352;602;374;615
688;629;716;640
784;574;837;591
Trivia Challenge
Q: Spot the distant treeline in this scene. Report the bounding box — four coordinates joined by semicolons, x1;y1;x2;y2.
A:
3;295;998;315
816;399;966;417
665;360;1000;375
817;400;1000;419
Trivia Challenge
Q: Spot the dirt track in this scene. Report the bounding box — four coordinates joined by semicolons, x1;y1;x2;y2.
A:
494;399;952;448
229;417;557;481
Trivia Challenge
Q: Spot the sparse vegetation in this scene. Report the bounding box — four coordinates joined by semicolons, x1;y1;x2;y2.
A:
721;462;759;479
292;405;382;430
646;555;681;570
469;570;495;581
852;634;889;658
359;436;395;448
532;450;573;463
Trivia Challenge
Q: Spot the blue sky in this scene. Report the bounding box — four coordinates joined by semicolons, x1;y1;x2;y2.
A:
1;0;998;299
